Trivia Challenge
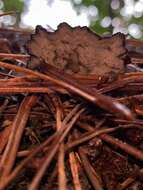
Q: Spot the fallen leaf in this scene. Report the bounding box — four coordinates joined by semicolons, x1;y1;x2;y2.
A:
27;23;127;78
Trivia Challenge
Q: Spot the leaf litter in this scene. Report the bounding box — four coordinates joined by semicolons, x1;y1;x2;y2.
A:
0;22;143;190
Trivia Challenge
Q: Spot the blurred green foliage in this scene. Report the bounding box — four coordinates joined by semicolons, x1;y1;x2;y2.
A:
71;0;143;39
3;0;24;13
1;0;143;39
84;0;112;34
2;0;24;26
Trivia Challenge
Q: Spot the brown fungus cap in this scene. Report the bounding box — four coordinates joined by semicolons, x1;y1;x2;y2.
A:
27;22;127;77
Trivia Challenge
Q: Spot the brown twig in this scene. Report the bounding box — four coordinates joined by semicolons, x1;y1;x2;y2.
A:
0;11;18;17
73;129;103;190
53;95;66;190
79;122;143;161
100;134;143;161
69;151;82;190
28;107;84;190
79;149;103;190
117;177;135;190
0;133;56;189
0;53;29;60
42;63;133;120
66;127;120;151
0;95;37;181
0;87;52;94
0;61;133;120
0;105;83;189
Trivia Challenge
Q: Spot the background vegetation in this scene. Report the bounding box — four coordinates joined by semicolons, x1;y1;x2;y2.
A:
1;0;143;39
